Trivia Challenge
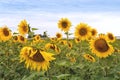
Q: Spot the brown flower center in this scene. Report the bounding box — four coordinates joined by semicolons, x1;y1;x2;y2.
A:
30;50;45;62
3;28;9;36
14;36;18;40
56;34;61;38
20;36;25;41
62;21;68;28
79;28;87;36
91;30;96;36
94;39;109;52
108;34;114;40
23;26;28;32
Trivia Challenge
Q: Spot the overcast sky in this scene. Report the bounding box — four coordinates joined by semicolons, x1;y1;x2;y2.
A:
0;0;120;37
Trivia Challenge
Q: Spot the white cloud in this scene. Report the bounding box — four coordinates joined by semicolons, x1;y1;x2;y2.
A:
0;12;120;37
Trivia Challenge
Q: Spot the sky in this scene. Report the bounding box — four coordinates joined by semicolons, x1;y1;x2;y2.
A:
0;0;120;37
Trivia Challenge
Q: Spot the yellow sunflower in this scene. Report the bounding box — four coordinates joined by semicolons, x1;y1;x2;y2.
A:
67;41;72;49
74;37;81;43
32;34;43;43
45;43;60;53
74;23;91;40
0;26;12;41
56;32;62;40
12;36;19;42
59;40;67;45
91;28;97;37
89;34;114;58
58;18;71;32
20;46;55;71
69;57;76;63
18;20;29;35
106;32;116;43
18;35;27;43
83;54;95;62
50;37;57;42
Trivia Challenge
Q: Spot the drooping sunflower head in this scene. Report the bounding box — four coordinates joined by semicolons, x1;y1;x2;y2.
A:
18;20;29;35
106;32;116;43
0;26;12;41
74;23;91;40
58;18;71;32
56;32;62;40
20;46;55;71
83;54;95;62
90;34;114;58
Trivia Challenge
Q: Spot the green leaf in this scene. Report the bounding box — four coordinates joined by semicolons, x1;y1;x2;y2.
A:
31;28;38;31
56;74;70;79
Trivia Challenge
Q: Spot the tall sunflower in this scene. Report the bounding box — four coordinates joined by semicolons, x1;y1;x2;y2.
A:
106;32;116;43
0;26;12;41
74;23;91;40
20;46;55;71
18;20;29;35
83;54;95;62
58;18;71;32
89;34;114;58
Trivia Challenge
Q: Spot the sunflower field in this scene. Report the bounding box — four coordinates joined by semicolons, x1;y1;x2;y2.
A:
0;18;120;80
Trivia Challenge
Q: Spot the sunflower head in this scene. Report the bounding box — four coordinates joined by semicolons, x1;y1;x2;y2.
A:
83;54;95;62
90;34;114;58
106;32;116;43
18;35;27;43
18;20;29;35
20;46;55;71
67;42;72;49
91;28;97;37
74;37;81;43
56;32;62;40
58;18;71;32
0;26;12;41
12;36;19;42
74;23;91;40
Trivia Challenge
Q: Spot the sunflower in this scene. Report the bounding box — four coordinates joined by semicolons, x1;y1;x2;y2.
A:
18;20;29;35
32;34;43;43
56;32;62;40
0;26;12;41
50;37;57;42
45;43;60;53
74;37;81;43
20;46;55;71
12;36;19;42
58;18;71;32
18;35;27;43
106;32;116;43
69;57;76;63
59;40;67;45
74;23;91;40
91;28;97;37
83;54;95;62
67;41;72;49
89;34;114;58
